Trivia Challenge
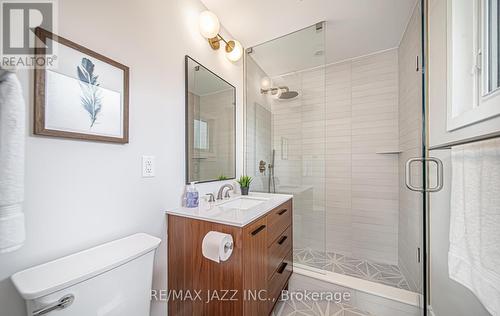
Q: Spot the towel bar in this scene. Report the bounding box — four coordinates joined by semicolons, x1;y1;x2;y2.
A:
429;131;500;150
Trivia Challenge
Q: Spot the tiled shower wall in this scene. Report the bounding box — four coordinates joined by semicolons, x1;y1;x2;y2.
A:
273;69;327;253
272;49;400;265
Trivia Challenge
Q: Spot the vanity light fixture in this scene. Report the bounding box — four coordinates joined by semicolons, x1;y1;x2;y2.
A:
199;11;243;62
199;11;220;38
225;40;243;62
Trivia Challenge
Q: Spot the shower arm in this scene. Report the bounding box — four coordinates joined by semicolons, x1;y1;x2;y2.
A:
261;86;289;95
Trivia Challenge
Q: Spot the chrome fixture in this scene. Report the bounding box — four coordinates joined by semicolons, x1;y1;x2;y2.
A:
206;193;215;203
261;86;299;100
259;160;267;174
405;157;444;192
32;294;75;316
268;149;276;193
217;183;234;200
224;241;233;253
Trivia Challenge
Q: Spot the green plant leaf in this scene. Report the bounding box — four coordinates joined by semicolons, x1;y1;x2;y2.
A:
237;175;253;188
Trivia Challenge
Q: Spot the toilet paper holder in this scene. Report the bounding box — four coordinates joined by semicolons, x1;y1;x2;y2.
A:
201;231;234;263
224;241;233;252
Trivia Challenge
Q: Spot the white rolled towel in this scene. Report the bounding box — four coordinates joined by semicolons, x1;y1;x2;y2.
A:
0;71;26;253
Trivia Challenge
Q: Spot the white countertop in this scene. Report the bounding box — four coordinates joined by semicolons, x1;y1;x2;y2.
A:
165;192;293;227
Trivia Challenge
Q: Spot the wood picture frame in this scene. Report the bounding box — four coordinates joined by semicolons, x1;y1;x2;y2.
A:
34;27;129;143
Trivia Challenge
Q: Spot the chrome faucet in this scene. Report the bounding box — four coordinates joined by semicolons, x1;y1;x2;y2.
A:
217;184;234;200
206;193;215;203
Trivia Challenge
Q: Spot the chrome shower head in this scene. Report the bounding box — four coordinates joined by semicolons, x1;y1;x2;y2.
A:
261;86;299;100
279;90;299;99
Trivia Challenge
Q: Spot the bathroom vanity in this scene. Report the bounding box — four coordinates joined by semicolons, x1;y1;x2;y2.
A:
166;193;293;316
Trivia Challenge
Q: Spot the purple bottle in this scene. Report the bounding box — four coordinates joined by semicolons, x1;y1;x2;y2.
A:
186;182;199;208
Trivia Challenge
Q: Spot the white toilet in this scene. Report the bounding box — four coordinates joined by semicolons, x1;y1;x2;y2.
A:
11;233;161;316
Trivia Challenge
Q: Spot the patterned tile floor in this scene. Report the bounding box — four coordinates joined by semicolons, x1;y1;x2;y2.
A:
293;248;412;291
272;298;372;316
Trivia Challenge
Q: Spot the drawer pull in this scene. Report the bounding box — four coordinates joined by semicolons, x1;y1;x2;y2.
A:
277;262;288;274
278;236;288;245
277;209;287;215
251;225;266;236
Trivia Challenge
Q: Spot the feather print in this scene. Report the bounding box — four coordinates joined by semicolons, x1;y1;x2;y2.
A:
77;58;102;127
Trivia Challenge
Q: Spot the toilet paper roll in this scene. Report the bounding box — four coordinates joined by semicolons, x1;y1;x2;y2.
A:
202;231;233;263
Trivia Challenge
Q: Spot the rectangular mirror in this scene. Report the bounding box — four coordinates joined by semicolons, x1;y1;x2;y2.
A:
185;56;236;184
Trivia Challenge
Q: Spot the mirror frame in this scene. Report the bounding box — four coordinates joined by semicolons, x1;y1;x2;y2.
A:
184;55;237;184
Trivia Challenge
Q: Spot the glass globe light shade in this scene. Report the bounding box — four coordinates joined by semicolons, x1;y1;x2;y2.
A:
199;11;220;39
226;40;243;62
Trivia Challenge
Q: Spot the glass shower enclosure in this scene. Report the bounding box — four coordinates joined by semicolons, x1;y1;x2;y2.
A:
245;11;426;301
245;23;328;273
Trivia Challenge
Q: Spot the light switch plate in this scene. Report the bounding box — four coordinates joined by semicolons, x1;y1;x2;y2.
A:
142;156;155;177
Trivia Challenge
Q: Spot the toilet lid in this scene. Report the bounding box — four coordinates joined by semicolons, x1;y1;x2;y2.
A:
10;233;161;300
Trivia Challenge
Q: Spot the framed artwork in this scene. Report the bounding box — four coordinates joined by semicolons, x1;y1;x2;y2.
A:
34;28;129;143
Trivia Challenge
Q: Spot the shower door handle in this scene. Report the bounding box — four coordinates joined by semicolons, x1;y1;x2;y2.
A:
427;157;444;192
405;157;443;192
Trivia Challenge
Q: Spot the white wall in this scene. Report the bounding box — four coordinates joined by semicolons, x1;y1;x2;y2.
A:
428;0;500;148
0;1;243;316
428;0;497;314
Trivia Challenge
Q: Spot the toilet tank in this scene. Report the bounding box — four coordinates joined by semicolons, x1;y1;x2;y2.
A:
11;233;161;316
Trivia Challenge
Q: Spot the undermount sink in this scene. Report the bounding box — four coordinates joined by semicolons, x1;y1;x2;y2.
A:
219;197;269;210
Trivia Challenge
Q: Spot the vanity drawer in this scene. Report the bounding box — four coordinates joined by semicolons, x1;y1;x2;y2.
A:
267;251;293;308
267;200;292;246
268;225;292;279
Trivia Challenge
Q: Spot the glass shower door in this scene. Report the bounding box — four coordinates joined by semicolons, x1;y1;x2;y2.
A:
245;23;328;273
245;5;431;315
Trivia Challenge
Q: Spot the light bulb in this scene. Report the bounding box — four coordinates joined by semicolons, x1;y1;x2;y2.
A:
199;11;220;39
226;40;243;62
261;77;271;90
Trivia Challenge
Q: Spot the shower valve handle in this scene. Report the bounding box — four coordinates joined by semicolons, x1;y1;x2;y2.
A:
259;160;267;174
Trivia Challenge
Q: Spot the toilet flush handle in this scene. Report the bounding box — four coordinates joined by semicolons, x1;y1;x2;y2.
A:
32;294;74;316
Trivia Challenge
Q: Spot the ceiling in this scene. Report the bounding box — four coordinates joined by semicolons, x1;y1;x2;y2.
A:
249;23;326;77
201;0;418;75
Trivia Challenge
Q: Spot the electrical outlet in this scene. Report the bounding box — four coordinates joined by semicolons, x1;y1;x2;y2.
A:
142;156;155;177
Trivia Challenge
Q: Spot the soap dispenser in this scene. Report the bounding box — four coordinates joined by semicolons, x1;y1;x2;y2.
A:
186;182;199;208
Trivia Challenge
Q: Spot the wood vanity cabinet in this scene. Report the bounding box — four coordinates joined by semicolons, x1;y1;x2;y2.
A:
167;199;293;316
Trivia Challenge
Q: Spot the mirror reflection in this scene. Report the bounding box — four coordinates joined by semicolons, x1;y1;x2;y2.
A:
185;56;236;183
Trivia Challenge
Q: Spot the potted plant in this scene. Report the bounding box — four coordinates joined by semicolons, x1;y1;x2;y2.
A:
237;175;253;196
